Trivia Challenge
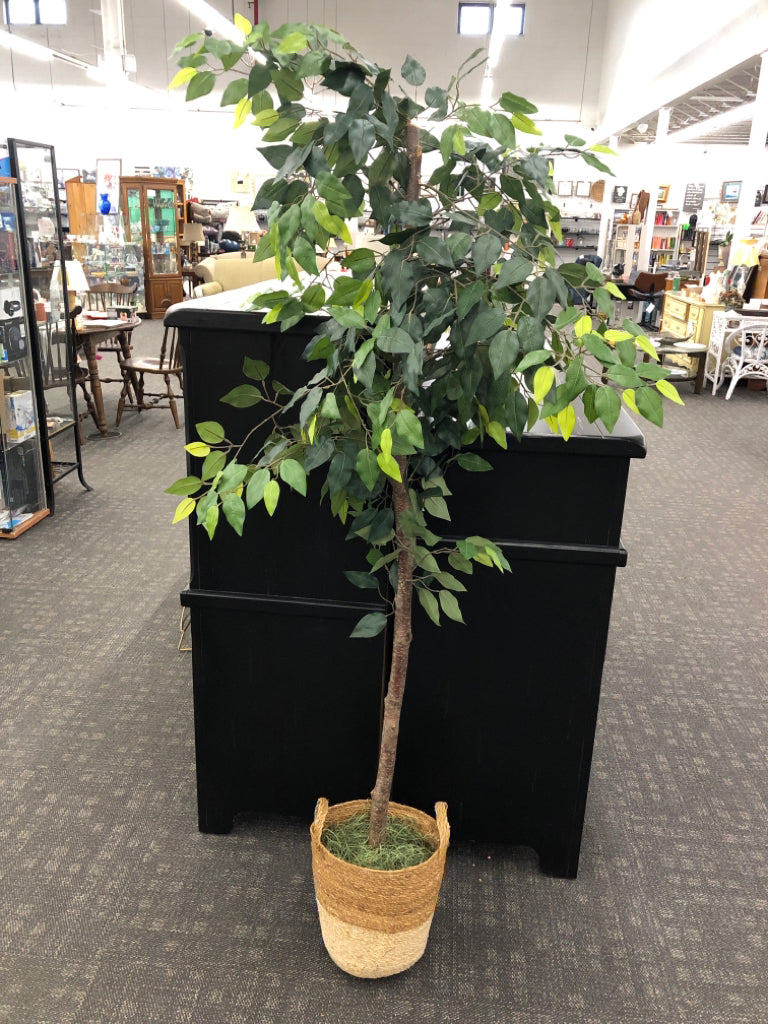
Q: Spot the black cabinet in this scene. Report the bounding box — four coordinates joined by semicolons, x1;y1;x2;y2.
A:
167;289;646;877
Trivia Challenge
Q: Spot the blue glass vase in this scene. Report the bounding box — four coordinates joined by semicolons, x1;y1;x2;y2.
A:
98;193;111;215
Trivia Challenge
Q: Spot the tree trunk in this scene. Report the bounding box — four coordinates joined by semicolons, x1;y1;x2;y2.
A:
367;121;422;849
368;457;414;847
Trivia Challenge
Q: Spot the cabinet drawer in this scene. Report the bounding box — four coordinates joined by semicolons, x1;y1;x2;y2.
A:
660;314;686;337
664;295;689;320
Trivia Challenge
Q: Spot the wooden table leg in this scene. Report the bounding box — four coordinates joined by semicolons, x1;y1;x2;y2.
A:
694;349;706;394
79;338;108;435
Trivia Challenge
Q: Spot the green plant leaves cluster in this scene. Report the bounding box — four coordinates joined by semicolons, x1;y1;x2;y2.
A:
168;18;682;636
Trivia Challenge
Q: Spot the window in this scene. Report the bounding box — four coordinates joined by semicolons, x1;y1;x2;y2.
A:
4;0;67;25
458;3;493;35
458;3;525;36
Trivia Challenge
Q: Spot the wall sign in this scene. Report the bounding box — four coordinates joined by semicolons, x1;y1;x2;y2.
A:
612;185;628;204
683;183;705;212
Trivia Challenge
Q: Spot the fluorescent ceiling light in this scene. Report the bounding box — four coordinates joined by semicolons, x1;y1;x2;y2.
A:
669;101;756;142
176;0;241;43
0;28;54;60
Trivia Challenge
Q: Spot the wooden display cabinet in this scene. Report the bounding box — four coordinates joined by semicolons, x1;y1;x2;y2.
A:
119;176;186;318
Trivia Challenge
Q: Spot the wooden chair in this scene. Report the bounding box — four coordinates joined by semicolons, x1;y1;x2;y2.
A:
115;325;183;429
85;282;139;386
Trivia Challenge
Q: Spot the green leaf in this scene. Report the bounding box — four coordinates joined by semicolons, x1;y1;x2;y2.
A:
457;453;493;472
185;71;215;102
516;350;551;373
473;234;503;275
564;134;586;147
376;326;415;354
263;479;280;516
302;284;326;313
424;495;450;520
165;475;201;496
221;384;263;407
489;331;519;378
635;386;664;427
350;612;388;638
497;255;533;288
348;119;376;164
201;450;226;481
243;357;269;381
245;468;270;508
221;493;246;536
220;78;249;107
417;588;440;626
294;235;320;276
606;364;642;389
275;29;309;53
527;276;556;320
355;449;380;491
401;54;426;85
499;91;538;115
594;386;621;431
394;408;424;448
270;68;304;102
439;590;464;623
448;551;474;574
278;458;307;496
344;569;380;590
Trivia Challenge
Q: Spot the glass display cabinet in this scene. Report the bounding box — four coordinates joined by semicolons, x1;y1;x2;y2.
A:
0;174;50;537
120;176;185;318
8;139;90;510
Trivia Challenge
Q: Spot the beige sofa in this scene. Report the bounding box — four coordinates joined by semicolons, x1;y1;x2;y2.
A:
193;252;279;297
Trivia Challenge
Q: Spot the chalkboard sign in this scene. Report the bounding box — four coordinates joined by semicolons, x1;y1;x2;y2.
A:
683;183;705;212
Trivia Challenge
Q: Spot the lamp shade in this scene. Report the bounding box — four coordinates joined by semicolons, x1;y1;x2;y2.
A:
181;222;205;244
223;205;258;234
51;259;89;294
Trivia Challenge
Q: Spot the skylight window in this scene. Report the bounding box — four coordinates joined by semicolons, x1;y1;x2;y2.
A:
458;3;525;37
4;0;67;25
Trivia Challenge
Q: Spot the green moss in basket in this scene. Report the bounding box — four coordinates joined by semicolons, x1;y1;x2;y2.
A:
322;813;435;870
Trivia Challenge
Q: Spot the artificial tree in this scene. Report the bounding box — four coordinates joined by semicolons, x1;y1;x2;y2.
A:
168;18;681;854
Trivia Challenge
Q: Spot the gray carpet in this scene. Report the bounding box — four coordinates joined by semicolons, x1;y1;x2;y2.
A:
1;318;766;1023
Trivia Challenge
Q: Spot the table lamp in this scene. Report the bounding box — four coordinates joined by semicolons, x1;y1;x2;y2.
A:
181;221;205;262
223;205;258;255
50;259;90;312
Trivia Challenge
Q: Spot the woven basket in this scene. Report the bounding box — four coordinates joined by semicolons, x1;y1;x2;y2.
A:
310;797;450;978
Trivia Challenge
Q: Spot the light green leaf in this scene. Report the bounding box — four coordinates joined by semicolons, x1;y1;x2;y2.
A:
203;504;219;540
656;379;685;405
275;29;308;53
558;405;576;441
417;588;440;626
185;441;211;458
196;420;225;444
377;452;402;481
221;493;246;536
533;365;555;403
439;590;465;623
169;66;196;90
279;458;307;495
263;479;280;516
594;385;621;430
487;421;508;449
245;467;270;508
394;408;424;448
172;497;196;524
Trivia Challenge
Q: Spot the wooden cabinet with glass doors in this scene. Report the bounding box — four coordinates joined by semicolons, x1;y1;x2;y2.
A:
119;176;185;318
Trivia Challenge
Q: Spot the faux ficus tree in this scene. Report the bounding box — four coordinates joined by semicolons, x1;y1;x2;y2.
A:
168;19;681;849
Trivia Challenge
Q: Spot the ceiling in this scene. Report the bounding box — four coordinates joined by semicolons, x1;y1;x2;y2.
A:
616;53;762;146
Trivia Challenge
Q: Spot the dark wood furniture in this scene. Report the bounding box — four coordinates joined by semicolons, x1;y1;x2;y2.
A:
167;291;647;879
84;282;139;386
73;315;141;436
116;325;183;429
119;176;186;318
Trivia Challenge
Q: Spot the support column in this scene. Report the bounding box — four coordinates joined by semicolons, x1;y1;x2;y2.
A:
598;135;618;266
636;106;670;275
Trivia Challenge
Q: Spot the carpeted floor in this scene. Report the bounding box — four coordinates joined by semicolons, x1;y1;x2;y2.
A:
0;317;766;1023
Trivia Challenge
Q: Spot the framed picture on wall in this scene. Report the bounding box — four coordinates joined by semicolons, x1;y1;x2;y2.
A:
657;185;669;203
762;184;768;204
557;180;572;196
612;185;628;204
574;181;591;198
722;181;741;202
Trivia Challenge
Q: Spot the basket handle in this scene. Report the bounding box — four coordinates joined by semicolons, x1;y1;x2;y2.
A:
434;801;450;848
312;796;329;837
